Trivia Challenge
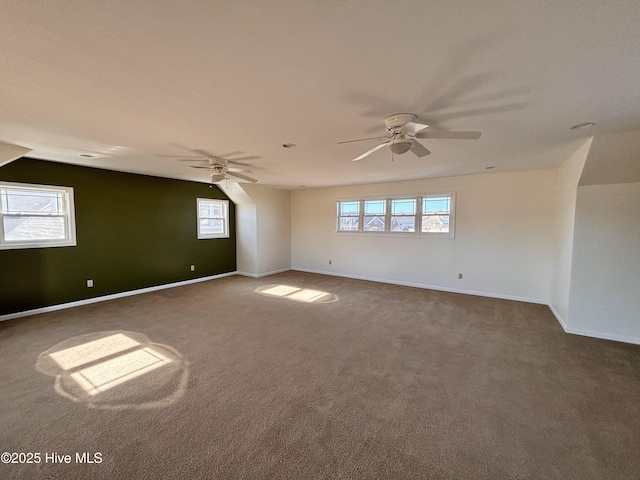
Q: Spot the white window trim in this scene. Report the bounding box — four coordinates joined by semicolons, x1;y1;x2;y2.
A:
389;197;419;234
197;198;229;239
0;181;77;250
362;199;388;233
420;192;456;239
336;200;361;233
336;192;455;238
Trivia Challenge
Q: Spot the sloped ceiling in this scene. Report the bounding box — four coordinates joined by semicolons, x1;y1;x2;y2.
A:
580;129;640;186
1;1;639;188
0;142;31;167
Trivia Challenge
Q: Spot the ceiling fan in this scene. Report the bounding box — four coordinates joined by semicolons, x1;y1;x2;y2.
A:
172;149;258;183
187;156;257;183
338;113;481;161
158;148;259;183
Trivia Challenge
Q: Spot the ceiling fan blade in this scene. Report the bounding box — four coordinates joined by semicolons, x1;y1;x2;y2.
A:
414;130;482;140
353;141;390;162
182;152;259;166
409;140;431;157
227;167;252;173
336;136;390;145
227;155;261;163
216;151;244;159
157;154;204;159
189;165;212;169
402;121;429;135
174;157;208;162
191;149;218;159
227;171;258;183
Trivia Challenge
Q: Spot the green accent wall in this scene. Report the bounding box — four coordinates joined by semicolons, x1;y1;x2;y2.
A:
0;158;236;316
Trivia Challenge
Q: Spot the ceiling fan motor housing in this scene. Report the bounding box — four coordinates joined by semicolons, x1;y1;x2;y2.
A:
385;113;417;132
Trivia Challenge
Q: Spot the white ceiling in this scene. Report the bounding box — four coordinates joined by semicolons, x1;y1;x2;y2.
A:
1;1;639;189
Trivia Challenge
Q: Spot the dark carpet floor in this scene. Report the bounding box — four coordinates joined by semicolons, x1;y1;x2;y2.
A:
1;271;639;479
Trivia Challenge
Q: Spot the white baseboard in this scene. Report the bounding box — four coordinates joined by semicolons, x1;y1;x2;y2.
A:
236;268;291;279
0;271;238;322
257;268;291;278
548;304;569;331
236;271;259;278
291;268;547;304
562;326;640;346
546;304;640;345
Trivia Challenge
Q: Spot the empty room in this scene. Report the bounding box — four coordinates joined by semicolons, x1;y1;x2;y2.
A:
1;1;639;479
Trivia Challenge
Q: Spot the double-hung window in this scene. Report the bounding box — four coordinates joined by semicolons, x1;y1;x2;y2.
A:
197;198;229;239
363;200;386;232
421;195;452;234
0;181;77;250
390;198;417;232
338;201;360;232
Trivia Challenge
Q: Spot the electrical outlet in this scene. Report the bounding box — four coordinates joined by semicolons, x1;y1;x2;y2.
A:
329;260;332;265
458;273;463;279
190;265;195;271
87;279;94;287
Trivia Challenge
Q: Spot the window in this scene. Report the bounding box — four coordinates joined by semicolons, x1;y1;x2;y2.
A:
363;200;386;232
336;193;454;237
0;181;76;250
422;195;452;233
391;198;417;232
197;198;229;239
337;201;360;232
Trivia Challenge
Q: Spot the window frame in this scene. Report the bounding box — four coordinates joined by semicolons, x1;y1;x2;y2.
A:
420;193;455;238
0;181;77;250
196;198;229;239
390;197;418;233
336;192;455;238
337;200;361;233
362;199;387;233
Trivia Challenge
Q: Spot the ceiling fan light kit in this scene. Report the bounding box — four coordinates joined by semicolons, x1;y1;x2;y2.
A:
388;138;413;155
338;113;481;162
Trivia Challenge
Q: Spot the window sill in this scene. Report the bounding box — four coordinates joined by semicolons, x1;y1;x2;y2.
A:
335;231;454;239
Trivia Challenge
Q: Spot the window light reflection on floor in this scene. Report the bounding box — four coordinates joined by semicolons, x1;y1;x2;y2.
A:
256;284;337;303
69;347;173;396
47;333;174;396
49;333;140;370
261;285;302;297
287;289;329;302
38;331;188;409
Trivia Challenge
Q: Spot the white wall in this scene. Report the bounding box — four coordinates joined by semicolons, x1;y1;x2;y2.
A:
548;140;591;326
566;182;640;343
236;204;257;274
291;169;557;303
229;184;291;277
244;184;291;276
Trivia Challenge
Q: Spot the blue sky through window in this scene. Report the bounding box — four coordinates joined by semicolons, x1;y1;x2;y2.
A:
340;202;359;215
364;200;385;215
391;199;416;215
423;197;450;214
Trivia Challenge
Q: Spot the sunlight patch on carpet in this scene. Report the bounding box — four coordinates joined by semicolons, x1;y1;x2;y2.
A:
256;284;338;303
261;285;302;297
36;331;188;410
49;333;140;370
69;346;173;396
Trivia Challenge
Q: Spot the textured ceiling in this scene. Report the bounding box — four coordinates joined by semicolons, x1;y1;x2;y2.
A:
1;1;639;189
